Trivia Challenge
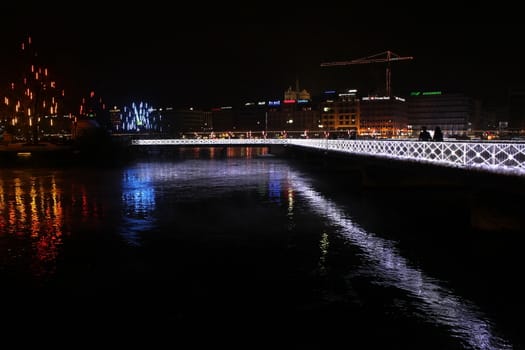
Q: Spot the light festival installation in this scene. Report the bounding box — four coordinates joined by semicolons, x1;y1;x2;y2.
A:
117;101;162;133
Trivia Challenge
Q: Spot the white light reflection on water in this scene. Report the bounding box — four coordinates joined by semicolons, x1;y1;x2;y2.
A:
291;173;513;350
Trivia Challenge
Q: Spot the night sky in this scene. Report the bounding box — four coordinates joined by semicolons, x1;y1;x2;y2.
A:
1;3;523;112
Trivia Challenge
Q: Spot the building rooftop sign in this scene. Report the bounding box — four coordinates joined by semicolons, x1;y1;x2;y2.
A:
410;91;443;96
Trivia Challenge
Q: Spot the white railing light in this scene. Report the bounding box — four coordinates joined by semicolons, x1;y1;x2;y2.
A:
131;138;525;176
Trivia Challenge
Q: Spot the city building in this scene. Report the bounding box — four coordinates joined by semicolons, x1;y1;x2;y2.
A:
265;85;319;136
109;106;122;131
237;101;268;132
360;95;407;138
319;89;360;136
210;106;236;132
284;85;311;101
407;91;473;137
161;107;207;136
508;89;525;132
267;99;318;135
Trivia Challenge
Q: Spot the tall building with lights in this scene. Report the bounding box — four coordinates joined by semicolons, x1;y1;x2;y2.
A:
319;89;360;134
266;85;319;134
360;95;407;138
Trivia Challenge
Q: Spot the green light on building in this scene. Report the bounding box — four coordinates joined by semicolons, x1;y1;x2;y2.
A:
410;91;443;96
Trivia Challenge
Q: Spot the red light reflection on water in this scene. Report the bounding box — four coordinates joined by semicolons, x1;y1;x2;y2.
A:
0;175;65;279
0;173;103;280
183;146;269;159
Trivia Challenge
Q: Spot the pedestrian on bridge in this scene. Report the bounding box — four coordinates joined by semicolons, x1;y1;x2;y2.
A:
433;126;444;142
418;126;432;141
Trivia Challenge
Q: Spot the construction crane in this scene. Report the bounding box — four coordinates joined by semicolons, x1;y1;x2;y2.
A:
321;50;413;97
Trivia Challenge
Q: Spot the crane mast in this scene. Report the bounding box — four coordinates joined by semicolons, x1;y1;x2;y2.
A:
321;50;413;97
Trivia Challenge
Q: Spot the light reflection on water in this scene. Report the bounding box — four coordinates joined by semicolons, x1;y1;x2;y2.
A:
120;168;157;246
0;148;519;348
0;172;65;279
0;169;110;281
118;153;514;349
291;173;513;350
119;154;287;246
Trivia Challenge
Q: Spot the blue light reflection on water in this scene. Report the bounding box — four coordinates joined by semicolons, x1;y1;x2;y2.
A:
119;157;287;246
121;167;157;246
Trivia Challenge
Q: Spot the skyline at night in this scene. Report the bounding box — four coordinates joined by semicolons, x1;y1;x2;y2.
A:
1;3;523;111
2;4;525;347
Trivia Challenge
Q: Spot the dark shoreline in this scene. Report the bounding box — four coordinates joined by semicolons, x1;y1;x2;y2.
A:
0;140;131;168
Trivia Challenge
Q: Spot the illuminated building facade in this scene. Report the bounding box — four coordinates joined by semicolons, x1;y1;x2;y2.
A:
266;99;318;133
319;89;360;134
360;96;408;138
265;85;319;134
284;85;311;101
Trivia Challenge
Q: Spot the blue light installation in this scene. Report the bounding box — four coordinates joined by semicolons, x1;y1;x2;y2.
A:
116;101;162;133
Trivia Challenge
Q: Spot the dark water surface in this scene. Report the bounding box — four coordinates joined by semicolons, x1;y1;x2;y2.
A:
1;147;523;348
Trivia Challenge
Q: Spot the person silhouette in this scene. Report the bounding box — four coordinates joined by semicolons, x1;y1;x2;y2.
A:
433;126;443;142
418;126;432;141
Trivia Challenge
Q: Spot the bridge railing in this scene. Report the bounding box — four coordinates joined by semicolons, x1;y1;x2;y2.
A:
288;139;525;176
131;138;288;146
131;138;525;176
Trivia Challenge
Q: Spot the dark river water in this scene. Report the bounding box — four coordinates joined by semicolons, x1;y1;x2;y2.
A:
0;147;524;348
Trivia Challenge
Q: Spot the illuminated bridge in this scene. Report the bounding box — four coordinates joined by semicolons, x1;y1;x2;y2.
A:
131;138;525;177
